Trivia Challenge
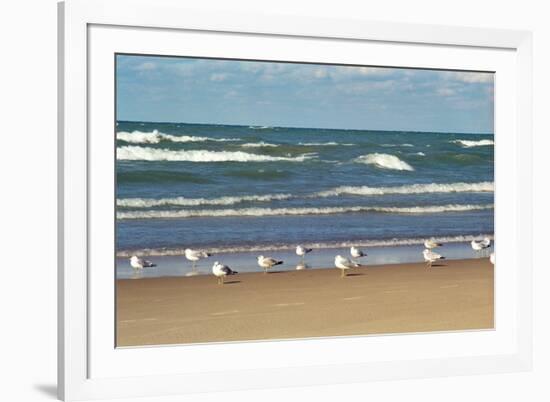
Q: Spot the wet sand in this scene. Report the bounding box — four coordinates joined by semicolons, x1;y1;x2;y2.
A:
116;258;494;347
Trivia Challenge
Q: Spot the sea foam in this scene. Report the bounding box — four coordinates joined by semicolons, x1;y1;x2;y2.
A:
117;204;494;219
116;146;317;162
355;153;414;171
117;193;293;208
452;139;494;147
118;181;494;208
116;234;494;257
116;130;239;144
314;181;494;197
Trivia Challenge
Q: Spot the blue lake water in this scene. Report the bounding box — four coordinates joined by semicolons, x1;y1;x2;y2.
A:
115;121;494;277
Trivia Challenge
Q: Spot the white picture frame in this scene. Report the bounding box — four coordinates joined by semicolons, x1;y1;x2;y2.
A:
58;0;533;400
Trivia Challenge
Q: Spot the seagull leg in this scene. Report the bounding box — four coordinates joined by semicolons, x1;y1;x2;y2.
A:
221;276;224;285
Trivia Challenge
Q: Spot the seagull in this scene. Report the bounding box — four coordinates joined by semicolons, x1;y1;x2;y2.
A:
471;237;491;256
424;239;443;250
350;246;366;259
212;261;238;285
257;255;283;274
129;255;155;270
184;248;211;273
335;255;360;277
296;245;312;263
490;252;495;265
423;249;445;267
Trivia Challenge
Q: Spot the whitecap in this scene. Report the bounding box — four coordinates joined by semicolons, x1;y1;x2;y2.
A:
354;153;414;171
116;130;240;144
452;139;494;147
116;146;316;162
117;203;493;219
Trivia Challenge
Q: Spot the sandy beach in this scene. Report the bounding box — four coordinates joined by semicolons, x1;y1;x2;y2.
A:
116;258;493;347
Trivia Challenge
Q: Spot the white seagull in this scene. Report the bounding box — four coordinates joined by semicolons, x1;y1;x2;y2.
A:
257;255;283;274
424;239;443;250
490;252;495;265
423;249;445;267
184;248;211;273
212;261;238;285
471;237;491;256
129;255;155;270
350;246;366;259
296;245;312;262
335;255;360;277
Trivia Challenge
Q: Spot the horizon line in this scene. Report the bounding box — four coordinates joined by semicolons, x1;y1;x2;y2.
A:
116;119;494;136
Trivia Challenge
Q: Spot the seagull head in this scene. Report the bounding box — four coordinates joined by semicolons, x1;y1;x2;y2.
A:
257;255;264;262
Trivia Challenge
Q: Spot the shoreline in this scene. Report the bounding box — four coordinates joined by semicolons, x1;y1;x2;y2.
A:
116;240;494;279
117;258;494;347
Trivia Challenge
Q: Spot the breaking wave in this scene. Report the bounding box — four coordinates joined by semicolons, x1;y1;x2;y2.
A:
116;146;317;162
118;181;494;208
241;142;279;148
116;234;494;257
354;153;414;171
452;139;494;147
116;130;239;144
117;204;494;219
117;193;293;208
314;181;494;197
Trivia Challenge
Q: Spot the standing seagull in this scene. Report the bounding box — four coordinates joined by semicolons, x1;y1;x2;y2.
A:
296;245;312;263
471;237;491;257
424;239;443;250
335;255;360;278
212;261;238;285
423;249;445;267
257;255;283;274
130;255;155;270
184;248;211;273
350;246;367;260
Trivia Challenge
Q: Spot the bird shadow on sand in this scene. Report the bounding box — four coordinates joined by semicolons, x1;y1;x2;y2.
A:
222;280;241;285
427;263;447;268
266;271;287;274
345;273;365;277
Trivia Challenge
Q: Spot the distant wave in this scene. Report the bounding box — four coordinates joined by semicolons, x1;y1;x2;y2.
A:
248;125;272;130
116;234;494;257
380;143;414;147
452;139;494;147
117;193;293;208
355;153;414;171
117;204;494;219
117;146;317;162
314;181;494;197
241;142;279;148
298;142;354;146
116;130;239;144
117;181;494;208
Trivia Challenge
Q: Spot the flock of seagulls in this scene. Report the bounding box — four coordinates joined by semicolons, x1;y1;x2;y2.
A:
129;237;494;284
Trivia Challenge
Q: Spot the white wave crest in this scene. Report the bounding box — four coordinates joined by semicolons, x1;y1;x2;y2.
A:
241;142;279;148
117;204;493;219
314;181;494;197
355;153;414;171
116;146;317;162
380;143;414;147
298;142;354;146
116;234;494;257
117;193;293;208
116;130;239;144
452;139;494;147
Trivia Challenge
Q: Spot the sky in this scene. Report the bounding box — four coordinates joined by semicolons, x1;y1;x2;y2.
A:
116;55;494;134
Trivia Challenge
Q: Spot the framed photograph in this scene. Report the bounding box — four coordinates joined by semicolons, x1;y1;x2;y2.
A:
58;0;533;400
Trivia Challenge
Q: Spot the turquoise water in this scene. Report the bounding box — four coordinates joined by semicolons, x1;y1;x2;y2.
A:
116;121;494;276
